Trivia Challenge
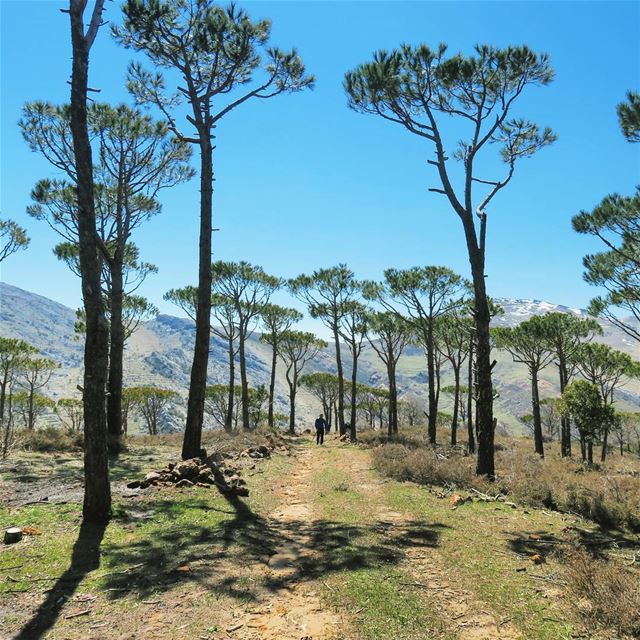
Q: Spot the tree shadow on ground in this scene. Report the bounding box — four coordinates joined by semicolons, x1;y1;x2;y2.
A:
13;520;107;640
101;490;449;602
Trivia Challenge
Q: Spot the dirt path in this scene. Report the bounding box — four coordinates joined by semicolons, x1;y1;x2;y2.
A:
319;440;522;640
218;446;343;640
220;438;522;640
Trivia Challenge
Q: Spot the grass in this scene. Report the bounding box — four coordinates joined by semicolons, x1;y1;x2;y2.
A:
366;428;640;532
328;568;455;640
310;445;458;639
383;483;576;640
0;435;290;639
2;431;637;639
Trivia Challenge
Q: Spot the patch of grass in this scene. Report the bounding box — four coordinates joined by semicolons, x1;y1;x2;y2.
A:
310;447;455;639
17;426;83;453
326;568;455;640
384;482;577;640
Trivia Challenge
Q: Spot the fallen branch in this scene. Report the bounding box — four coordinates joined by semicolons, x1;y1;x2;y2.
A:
64;609;91;620
400;581;446;590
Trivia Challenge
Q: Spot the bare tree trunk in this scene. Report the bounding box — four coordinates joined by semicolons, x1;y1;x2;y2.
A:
468;242;495;477
239;328;250;430
334;327;345;435
69;0;111;523
600;425;610;462
349;354;358;442
387;360;396;437
451;363;460;446
558;358;571;457
426;322;437;444
288;384;296;435
225;337;235;432
267;339;277;428
27;385;35;430
531;368;544;457
467;334;475;453
183;135;213;459
107;262;124;451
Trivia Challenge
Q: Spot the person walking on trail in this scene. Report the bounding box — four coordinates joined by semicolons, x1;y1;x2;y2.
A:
315;414;327;445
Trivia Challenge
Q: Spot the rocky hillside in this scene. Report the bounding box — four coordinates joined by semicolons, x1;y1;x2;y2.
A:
1;283;639;433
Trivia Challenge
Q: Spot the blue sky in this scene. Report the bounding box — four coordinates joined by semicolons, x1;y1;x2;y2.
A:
1;1;639;333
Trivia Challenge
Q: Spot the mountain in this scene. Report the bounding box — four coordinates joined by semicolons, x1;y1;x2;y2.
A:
2;283;639;433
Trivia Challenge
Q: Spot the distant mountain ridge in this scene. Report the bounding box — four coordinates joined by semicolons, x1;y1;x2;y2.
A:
1;283;639;432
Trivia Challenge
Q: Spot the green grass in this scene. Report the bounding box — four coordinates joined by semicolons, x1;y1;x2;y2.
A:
384;483;576;640
326;568;455;640
311;445;459;639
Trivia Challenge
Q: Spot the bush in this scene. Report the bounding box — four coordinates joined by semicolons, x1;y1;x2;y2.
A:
372;444;483;489
368;432;640;531
19;427;83;453
564;548;640;637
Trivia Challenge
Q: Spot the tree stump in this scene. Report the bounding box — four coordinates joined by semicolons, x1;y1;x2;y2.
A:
4;527;23;544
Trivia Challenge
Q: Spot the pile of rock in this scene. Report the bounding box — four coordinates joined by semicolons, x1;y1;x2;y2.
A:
240;445;271;459
127;454;249;497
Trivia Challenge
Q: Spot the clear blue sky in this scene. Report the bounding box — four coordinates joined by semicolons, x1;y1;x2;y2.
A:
1;1;639;333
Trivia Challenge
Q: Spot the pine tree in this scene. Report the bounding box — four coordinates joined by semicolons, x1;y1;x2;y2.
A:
114;0;313;459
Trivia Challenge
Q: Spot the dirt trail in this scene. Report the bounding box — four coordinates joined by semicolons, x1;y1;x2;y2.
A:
220;447;343;640
223;439;521;640
330;443;522;640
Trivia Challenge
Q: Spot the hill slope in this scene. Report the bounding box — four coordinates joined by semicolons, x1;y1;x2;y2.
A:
1;283;639;431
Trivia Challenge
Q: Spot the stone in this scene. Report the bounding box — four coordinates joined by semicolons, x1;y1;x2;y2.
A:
175;479;194;488
126;480;141;489
143;471;162;484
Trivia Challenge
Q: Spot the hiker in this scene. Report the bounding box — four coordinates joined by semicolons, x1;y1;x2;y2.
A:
314;414;327;445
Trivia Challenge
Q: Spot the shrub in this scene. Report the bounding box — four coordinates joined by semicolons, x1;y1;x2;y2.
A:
19;427;83;452
564;548;640;637
368;431;640;531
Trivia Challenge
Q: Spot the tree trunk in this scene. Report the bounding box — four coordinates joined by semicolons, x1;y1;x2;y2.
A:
426;323;437;444
600;425;610;463
387;360;396;437
531;367;544;457
27;385;35;430
183;134;213;459
467;332;475;453
69;0;111;523
334;326;345;435
288;384;296;435
239;327;250;430
451;363;460;446
587;440;593;466
468;244;495;477
107;261;124;451
267;339;277;428
225;336;234;432
350;352;358;442
558;358;571;457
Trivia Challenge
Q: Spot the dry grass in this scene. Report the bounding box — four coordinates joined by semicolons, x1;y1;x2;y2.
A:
563;548;640;637
367;428;640;531
16;426;84;452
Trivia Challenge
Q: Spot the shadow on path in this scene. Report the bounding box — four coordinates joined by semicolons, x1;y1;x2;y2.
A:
13;520;107;640
101;489;449;602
